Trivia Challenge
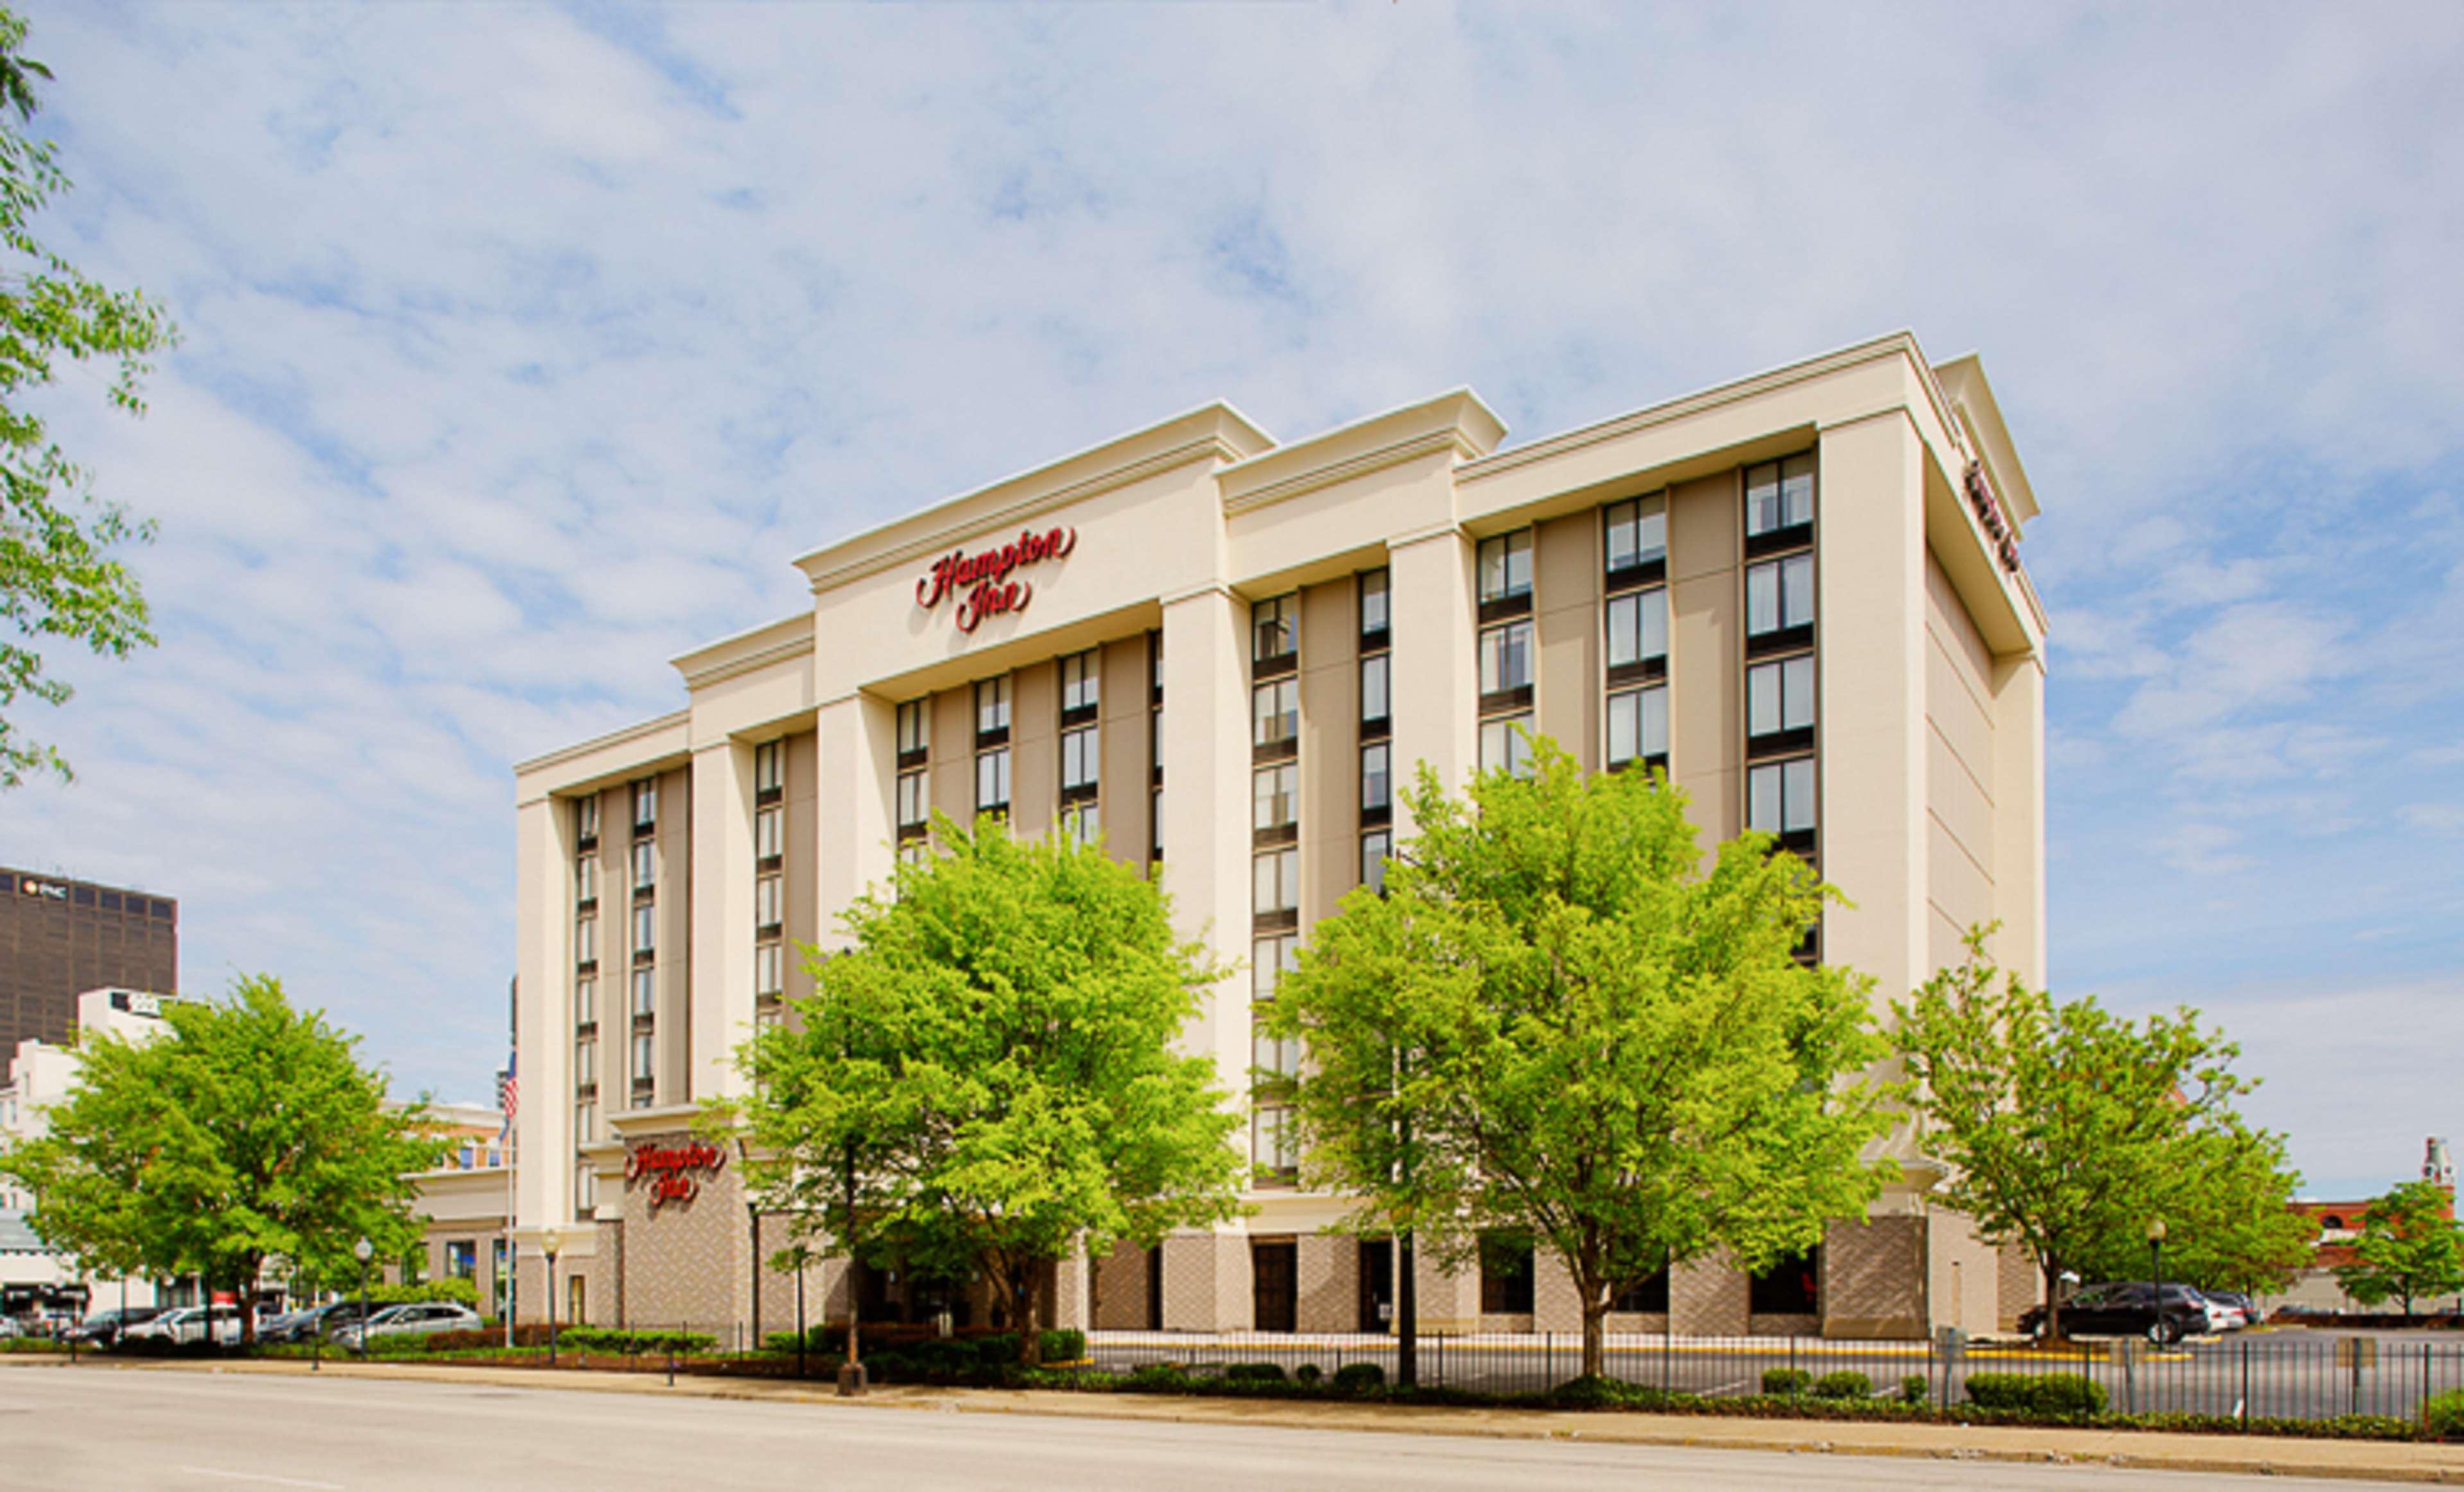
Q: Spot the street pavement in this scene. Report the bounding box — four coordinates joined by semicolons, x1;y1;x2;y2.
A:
0;1358;2449;1491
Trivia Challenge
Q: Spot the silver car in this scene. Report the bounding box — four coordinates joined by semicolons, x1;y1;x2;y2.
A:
123;1305;245;1346
333;1301;483;1349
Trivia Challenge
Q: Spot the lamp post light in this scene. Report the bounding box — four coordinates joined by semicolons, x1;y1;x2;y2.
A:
2147;1217;2168;1340
542;1228;564;1368
352;1236;374;1359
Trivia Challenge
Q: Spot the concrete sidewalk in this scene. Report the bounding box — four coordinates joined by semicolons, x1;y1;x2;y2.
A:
11;1353;2463;1484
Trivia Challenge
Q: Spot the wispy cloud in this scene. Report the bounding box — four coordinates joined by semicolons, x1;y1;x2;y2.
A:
8;2;2461;1183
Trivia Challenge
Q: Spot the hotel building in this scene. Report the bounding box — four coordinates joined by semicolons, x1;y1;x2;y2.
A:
510;332;2047;1340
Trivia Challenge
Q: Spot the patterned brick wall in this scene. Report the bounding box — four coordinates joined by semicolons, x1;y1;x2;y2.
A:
1412;1240;1480;1333
1997;1242;2039;1329
752;1211;845;1337
1091;1238;1151;1329
617;1129;743;1330
1823;1215;1924;1339
1672;1252;1748;1337
1296;1233;1356;1332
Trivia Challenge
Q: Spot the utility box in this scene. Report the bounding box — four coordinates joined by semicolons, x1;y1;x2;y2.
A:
1935;1326;1967;1360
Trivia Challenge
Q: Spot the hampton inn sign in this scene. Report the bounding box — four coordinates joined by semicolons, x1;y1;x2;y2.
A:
626;1140;725;1212
915;525;1077;632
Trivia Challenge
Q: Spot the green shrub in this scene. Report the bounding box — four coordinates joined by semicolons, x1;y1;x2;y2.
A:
1331;1361;1385;1392
1127;1363;1188;1389
1900;1373;1929;1405
1964;1372;2106;1416
1761;1367;1812;1396
1039;1328;1087;1363
2427;1389;2464;1442
975;1333;1021;1367
1226;1362;1287;1383
1293;1364;1322;1385
555;1326;716;1357
1811;1370;1871;1401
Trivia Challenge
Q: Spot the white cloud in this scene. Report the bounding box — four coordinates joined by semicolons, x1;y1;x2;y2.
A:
8;0;2464;1115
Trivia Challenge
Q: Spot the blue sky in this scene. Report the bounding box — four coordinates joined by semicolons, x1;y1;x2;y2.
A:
8;1;2459;1201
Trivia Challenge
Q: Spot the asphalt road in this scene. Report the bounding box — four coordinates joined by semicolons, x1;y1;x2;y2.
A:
0;1364;2386;1492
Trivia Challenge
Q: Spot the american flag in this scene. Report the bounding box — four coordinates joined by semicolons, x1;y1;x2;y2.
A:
497;1048;517;1141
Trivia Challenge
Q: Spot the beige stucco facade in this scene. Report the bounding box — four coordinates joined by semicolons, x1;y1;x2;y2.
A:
510;333;2048;1340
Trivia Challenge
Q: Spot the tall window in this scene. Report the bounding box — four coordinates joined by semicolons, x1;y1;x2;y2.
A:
1252;679;1299;749
1747;655;1816;743
1359;654;1391;731
1606;686;1669;772
1477;530;1534;605
631;778;657;835
630;967;655;1017
1358;568;1390;641
1604;589;1668;674
896;698;930;761
1060;724;1100;797
1252;1107;1298;1182
975;747;1011;815
1479;715;1535;777
753;740;783;801
1603;494;1667;577
1748;554;1816;638
575;854;598;905
1060;801;1101;847
1744;454;1817;539
896;771;929;841
1252;594;1297;664
897;697;930;848
1059;650;1100;720
632;901;656;957
1253;762;1299;835
631;840;656;893
574;1098;596;1146
575;794;600;846
574;976;596;1029
1360;743;1391;818
574;1035;597;1085
754;873;783;934
1360;829;1392;894
1252;932;1298;1003
1478;619;1534;698
574;916;598;969
1748;758;1818;839
1253;846;1299;917
630;1032;655;1102
1251;932;1300;1105
754;942;783;998
975;677;1011;741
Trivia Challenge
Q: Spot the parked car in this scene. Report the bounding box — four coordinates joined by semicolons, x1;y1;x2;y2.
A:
2197;1292;2248;1333
2017;1282;2211;1344
0;1315;21;1339
332;1301;484;1350
63;1306;167;1347
2204;1290;2261;1328
309;1300;390;1340
123;1305;245;1348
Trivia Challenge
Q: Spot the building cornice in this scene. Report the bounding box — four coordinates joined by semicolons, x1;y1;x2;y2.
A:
791;404;1274;596
1459;333;1927;487
512;709;691;784
671;612;813;692
1217;388;1505;516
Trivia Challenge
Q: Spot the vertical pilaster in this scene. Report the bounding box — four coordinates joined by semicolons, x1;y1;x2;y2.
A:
689;739;750;1105
1816;413;1929;1020
1387;528;1475;835
816;690;896;951
1156;586;1250;1093
512;792;563;1236
1990;652;2047;989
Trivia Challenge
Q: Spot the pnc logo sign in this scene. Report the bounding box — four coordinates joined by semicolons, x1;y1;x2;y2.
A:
17;878;67;900
915;526;1077;633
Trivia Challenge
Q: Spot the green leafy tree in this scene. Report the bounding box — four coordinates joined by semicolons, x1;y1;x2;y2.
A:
2336;1180;2464;1318
715;815;1247;1367
0;975;446;1340
1267;738;1896;1380
1894;932;2302;1339
0;7;178;787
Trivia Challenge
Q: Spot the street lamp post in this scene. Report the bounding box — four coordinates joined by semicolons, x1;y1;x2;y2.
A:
352;1236;374;1358
2147;1217;2168;1340
542;1228;564;1368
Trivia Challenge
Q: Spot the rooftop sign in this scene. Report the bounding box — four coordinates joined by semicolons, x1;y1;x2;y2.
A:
915;526;1076;633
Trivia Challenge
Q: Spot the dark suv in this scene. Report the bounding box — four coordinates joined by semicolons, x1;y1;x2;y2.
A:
2018;1282;2210;1344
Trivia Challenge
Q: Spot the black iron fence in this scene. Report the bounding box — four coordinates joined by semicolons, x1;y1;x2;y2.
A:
1076;1328;2464;1425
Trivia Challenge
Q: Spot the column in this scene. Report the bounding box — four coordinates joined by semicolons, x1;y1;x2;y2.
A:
815;690;896;952
512;792;565;1241
689;738;752;1106
1385;526;1475;835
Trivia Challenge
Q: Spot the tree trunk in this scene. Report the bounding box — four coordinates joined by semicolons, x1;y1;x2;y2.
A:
1022;1264;1046;1368
1581;1294;1607;1380
845;1253;863;1367
2042;1258;2063;1344
1398;1230;1418;1388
